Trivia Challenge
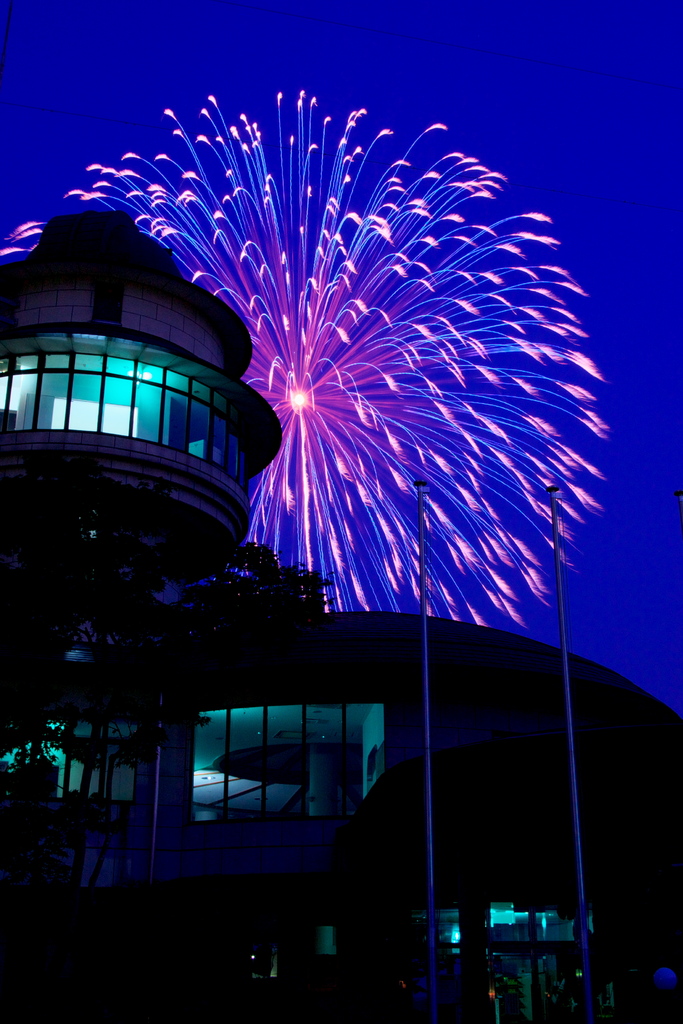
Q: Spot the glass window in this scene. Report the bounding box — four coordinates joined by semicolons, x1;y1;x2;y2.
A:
534;907;575;943
133;381;162;442
102;376;133;435
0;342;253;482
69;374;101;431
489;904;530;942
306;705;342;816
193;705;385;822
8;373;38;430
46;719;135;801
74;354;103;372
106;356;135;378
191;380;210;403
227;434;239;478
192;710;227;822
16;355;39;371
166;370;188;392
227;707;265;819
162;391;187;450
266;705;303;816
38;373;69;429
138;363;163;384
188;399;210;459
212;412;227;466
346;704;384;812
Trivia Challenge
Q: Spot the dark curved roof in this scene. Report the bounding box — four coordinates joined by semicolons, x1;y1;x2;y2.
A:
26;211;182;277
221;611;678;726
242;610;643;692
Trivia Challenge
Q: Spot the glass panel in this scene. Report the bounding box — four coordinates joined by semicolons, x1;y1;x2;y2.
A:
16;355;38;371
0;376;8;422
0;358;9;374
213;392;227;413
69;373;101;431
137;363;163;384
8;373;38;430
212;412;226;465
162;391;187;450
306;704;342;816
105;721;135;801
191;380;210;403
438;909;461;946
74;354;103;372
192;710;227;822
227;707;264;819
102;376;132;435
188;399;209;459
106;356;135;377
133;382;162;442
107;757;135;801
227;433;239;478
38;373;69;429
534;907;575;942
266;705;303;816
166;370;188;392
346;703;384;813
45;354;70;368
489;903;530;941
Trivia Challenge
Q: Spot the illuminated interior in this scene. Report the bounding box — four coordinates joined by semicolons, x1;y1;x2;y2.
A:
411;903;610;1022
0;342;246;483
192;704;384;821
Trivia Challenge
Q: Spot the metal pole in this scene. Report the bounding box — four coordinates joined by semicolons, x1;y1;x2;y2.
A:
148;690;163;886
674;491;683;540
415;480;438;1024
546;486;594;1024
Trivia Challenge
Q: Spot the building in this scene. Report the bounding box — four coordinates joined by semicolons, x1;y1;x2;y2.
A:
0;209;280;566
1;214;681;1024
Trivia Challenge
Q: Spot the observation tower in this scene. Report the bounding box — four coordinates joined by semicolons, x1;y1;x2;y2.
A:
0;210;280;558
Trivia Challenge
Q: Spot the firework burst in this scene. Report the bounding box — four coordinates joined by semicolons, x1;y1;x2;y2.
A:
61;92;605;623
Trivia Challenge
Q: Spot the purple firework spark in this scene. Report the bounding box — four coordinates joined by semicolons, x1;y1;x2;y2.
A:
35;92;606;622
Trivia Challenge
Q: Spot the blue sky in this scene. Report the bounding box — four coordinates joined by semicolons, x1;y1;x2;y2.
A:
1;0;681;711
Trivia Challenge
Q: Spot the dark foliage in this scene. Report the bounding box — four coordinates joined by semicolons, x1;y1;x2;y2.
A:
0;454;332;889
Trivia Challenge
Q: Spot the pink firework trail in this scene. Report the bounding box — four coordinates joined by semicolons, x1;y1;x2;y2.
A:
61;92;605;623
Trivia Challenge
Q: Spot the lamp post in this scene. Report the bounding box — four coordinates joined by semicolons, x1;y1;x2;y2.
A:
414;479;437;1024
546;486;594;1024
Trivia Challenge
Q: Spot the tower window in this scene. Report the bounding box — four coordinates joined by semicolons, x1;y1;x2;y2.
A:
92;283;124;324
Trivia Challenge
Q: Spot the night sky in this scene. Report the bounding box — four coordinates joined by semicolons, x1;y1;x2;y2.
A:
1;0;681;713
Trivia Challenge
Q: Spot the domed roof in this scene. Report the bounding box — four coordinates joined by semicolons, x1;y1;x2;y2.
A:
27;211;182;278
216;610;678;727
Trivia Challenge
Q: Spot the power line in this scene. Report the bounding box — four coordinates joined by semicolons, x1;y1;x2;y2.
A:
1;98;681;214
207;0;683;92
